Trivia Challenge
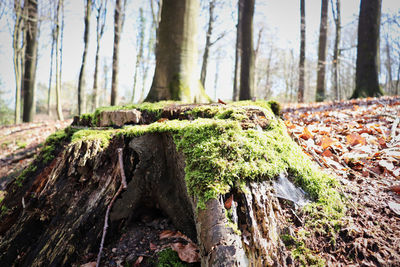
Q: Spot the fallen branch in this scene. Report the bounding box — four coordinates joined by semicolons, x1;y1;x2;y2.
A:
96;148;128;267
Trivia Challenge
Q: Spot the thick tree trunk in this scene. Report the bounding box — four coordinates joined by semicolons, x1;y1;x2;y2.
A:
77;0;92;115
0;104;293;266
233;0;243;101
239;0;255;101
297;0;305;103
315;0;328;102
145;0;209;103
351;0;383;99
22;0;38;122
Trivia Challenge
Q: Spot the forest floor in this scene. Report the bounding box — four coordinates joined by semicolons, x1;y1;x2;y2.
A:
0;96;399;266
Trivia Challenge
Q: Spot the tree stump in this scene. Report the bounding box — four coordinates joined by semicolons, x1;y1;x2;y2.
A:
0;102;342;266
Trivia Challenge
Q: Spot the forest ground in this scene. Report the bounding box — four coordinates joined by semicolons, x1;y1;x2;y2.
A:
0;96;399;266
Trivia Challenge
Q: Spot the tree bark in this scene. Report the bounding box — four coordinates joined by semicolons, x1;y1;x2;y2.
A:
93;0;107;110
110;0;127;106
132;8;145;103
47;28;55;117
351;0;383;99
200;0;216;88
13;0;24;124
55;0;64;120
239;0;255;101
22;0;38;123
297;0;306;103
145;0;209;103
331;0;341;100
315;0;329;102
77;0;92;115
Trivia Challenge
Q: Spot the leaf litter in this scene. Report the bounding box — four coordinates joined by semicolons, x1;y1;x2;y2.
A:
282;96;400;266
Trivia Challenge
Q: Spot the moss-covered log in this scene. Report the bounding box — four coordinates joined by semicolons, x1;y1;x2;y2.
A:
0;101;344;266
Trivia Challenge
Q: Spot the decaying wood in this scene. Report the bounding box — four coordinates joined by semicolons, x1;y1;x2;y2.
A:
0;105;291;266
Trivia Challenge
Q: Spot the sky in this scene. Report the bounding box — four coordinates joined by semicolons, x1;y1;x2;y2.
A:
0;0;399;111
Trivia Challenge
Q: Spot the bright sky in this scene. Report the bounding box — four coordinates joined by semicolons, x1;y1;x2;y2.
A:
0;0;399;110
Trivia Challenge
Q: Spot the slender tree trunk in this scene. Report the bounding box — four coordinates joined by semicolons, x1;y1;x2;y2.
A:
351;0;383;99
13;0;24;124
132;8;145;103
22;0;38;122
265;45;274;99
55;0;64;120
233;0;243;101
200;0;216;88
110;0;127;106
77;0;92;115
239;0;255;100
93;0;107;110
145;0;209;102
331;0;341;100
47;31;55;116
384;35;393;94
298;0;306;103
315;0;329;102
254;28;263;97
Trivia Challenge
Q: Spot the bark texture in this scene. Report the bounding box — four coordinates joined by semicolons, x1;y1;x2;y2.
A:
77;0;92;115
233;0;243;101
239;0;255;101
298;0;306;103
351;0;383;99
22;0;38;122
315;0;329;102
332;0;341;100
145;0;209;103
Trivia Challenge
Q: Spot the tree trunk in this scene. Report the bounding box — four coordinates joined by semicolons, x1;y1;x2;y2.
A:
110;0;126;106
77;0;92;115
0;104;296;266
55;0;64;120
384;35;393;95
297;0;305;103
200;0;216;88
22;0;38;122
47;30;55;117
132;8;145;103
239;0;255;101
13;0;24;124
351;0;383;99
233;0;243;102
332;0;341;100
93;0;107;110
145;0;209;103
315;0;328;102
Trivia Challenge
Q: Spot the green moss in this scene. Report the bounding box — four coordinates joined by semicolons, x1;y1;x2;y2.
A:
71;129;115;148
156;248;192;267
290;230;326;267
40;129;70;165
169;74;191;101
16;141;27;149
0;190;5;204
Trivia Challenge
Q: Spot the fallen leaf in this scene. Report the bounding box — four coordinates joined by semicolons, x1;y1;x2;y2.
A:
150;242;157;250
299;127;313;140
81;262;96;267
170;242;200;263
218;98;227;105
389;185;400;195
379;160;395;172
320;136;336;150
346;133;366;146
321;149;333;158
388;201;400;216
133;256;143;267
157;118;169;123
224;195;233;209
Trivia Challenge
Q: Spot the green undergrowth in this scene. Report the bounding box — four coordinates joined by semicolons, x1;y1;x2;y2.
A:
156;248;193;267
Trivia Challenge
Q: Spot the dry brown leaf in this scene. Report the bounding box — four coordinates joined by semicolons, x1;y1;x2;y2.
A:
150;242;158;251
321;149;333;158
80;262;96;267
170;242;200;263
379;160;395;172
299;127;313;140
346;133;366;146
389;185;400;195
133;256;143;267
224;195;233;209
320;136;336;150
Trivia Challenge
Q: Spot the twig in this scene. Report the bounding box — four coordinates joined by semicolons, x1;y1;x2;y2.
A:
96;148;128;267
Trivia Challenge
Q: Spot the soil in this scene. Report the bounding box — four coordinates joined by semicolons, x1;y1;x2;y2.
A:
0;97;399;266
